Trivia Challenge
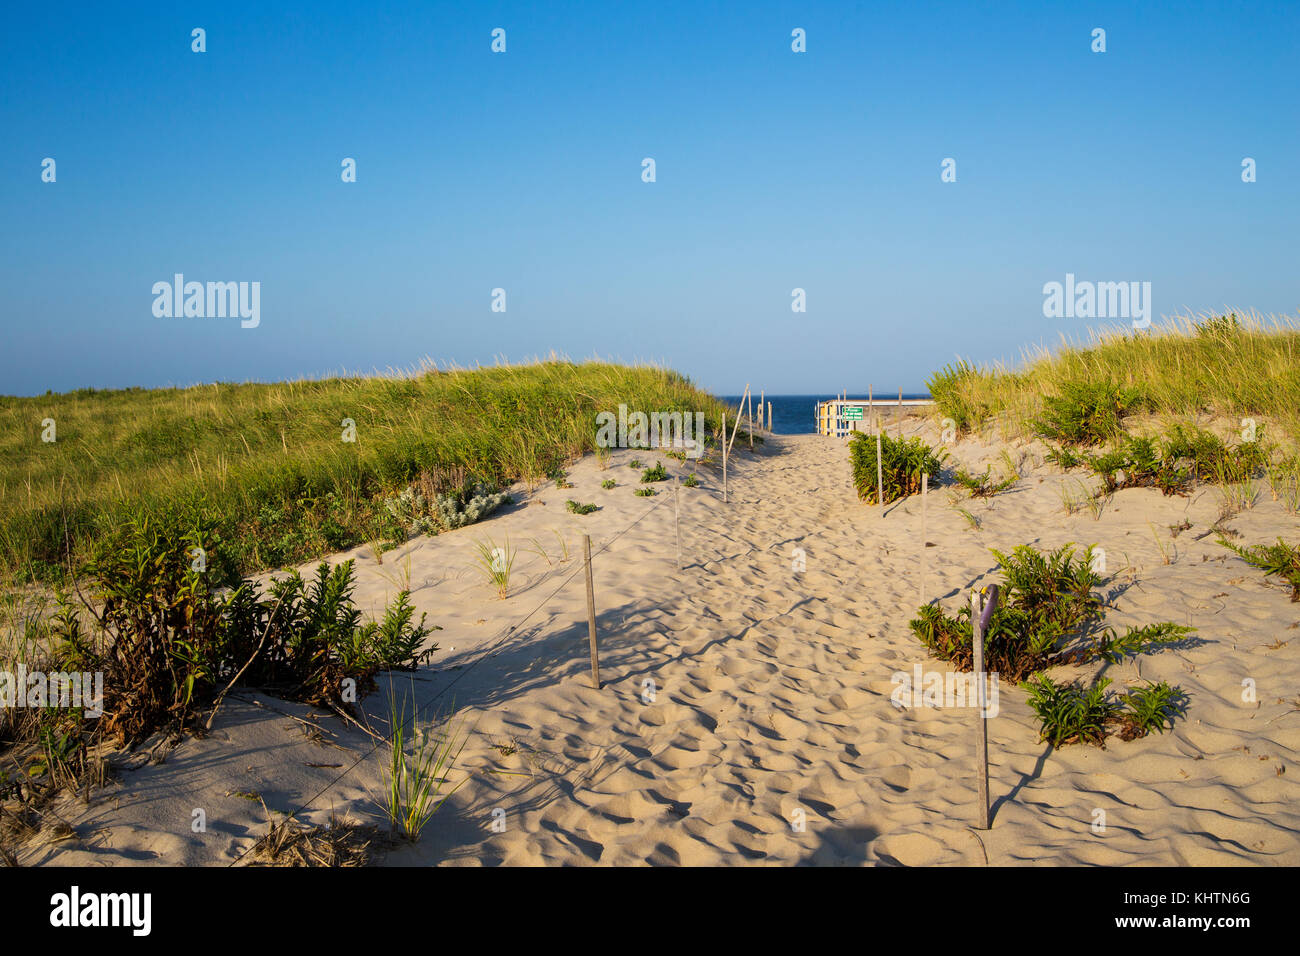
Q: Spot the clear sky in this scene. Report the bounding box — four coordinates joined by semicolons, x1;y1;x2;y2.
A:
2;1;1296;397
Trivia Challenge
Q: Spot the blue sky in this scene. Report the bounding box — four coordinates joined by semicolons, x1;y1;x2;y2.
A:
2;1;1296;396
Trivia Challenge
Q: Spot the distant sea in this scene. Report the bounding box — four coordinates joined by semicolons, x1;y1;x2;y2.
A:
719;394;931;434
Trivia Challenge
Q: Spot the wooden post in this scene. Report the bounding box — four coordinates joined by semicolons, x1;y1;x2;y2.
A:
748;391;753;450
673;474;681;568
768;401;772;432
971;587;997;830
876;431;884;514
725;385;749;504
584;534;600;689
920;472;928;605
868;384;873;433
759;390;764;433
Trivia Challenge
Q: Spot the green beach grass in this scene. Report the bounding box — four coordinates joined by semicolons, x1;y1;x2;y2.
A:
0;358;733;586
927;310;1300;446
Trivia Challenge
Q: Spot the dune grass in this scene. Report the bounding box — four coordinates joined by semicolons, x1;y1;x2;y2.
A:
927;310;1300;447
0;359;734;586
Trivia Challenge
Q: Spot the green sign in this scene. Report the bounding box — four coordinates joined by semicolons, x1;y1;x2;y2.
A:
842;406;863;420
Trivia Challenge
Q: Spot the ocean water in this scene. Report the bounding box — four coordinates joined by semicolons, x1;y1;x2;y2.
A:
720;394;931;434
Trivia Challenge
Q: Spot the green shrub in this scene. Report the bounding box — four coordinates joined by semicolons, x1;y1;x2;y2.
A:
1051;424;1270;495
910;601;1044;682
682;473;699;488
640;461;668;483
600;479;616;489
1220;538;1300;601
849;432;945;504
1091;621;1196;664
1031;381;1142;446
66;510;435;745
909;544;1145;680
634;487;656;497
1116;681;1188;739
990;544;1103;636
1024;675;1188;747
953;466;1017;498
565;500;598;515
1024;675;1119;747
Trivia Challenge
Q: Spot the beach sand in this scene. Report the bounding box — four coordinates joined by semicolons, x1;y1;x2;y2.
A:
22;421;1300;866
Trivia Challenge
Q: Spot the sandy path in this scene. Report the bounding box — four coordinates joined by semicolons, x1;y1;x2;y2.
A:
27;425;1300;866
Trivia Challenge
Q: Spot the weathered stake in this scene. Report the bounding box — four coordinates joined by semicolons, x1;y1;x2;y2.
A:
970;588;994;829
876;431;884;514
584;534;599;689
673;474;681;568
725;385;749;504
920;472;928;605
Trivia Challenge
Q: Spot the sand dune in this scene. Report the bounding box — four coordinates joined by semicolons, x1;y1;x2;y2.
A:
26;422;1300;866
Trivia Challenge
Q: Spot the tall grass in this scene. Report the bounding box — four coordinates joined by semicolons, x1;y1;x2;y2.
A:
926;311;1300;446
0;358;734;585
382;691;469;842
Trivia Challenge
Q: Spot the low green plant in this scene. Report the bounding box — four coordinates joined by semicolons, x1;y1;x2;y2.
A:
1116;680;1188;739
1031;381;1142;446
472;536;516;599
682;473;699;488
640;461;668;483
1050;423;1270;499
384;487;440;539
953;465;1018;498
910;601;1043;682
634;487;656;497
30;509;438;747
848;432;945;505
600;479;616;489
565;500;598;515
1024;675;1119;747
382;691;469;842
989;543;1103;636
629;459;643;469
950;504;980;530
1220;538;1300;601
1090;621;1195;665
434;483;512;531
1024;674;1188;747
909;544;1138;681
